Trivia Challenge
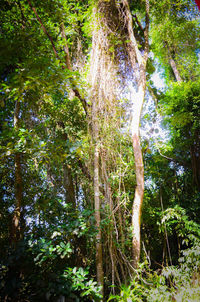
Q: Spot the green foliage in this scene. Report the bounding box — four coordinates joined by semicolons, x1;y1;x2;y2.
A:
151;0;200;81
0;239;101;301
30;235;102;301
160;205;200;244
63;267;102;300
33;239;73;265
108;274;147;302
108;240;200;301
160;80;200;129
0;0;200;301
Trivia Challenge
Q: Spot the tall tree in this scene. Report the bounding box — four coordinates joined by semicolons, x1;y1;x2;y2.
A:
1;1;200;300
120;0;149;268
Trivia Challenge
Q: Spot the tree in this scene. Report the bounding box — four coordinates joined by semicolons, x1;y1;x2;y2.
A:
119;0;150;268
0;0;200;301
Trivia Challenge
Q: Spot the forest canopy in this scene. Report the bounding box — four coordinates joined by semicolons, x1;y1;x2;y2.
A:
0;0;200;301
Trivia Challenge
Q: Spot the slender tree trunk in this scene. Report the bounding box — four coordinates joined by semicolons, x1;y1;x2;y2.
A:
164;40;182;82
92;97;104;296
94;143;104;295
169;56;182;82
131;86;145;268
12;99;23;245
122;0;149;268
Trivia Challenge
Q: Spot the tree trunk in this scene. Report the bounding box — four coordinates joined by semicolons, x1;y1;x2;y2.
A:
92;97;104;296
131;84;145;268
94;142;104;296
169;56;182;82
122;0;149;268
89;4;105;292
12;99;23;245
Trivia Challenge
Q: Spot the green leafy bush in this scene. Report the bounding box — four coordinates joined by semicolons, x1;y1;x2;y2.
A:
108;211;200;302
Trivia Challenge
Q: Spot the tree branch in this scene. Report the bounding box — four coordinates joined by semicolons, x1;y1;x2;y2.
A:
133;14;144;33
27;0;61;61
26;0;89;114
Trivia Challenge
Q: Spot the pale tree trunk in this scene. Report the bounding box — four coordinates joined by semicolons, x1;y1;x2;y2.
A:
12;99;23;245
164;40;182;82
122;0;149;268
131;85;145;268
169;56;182;82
